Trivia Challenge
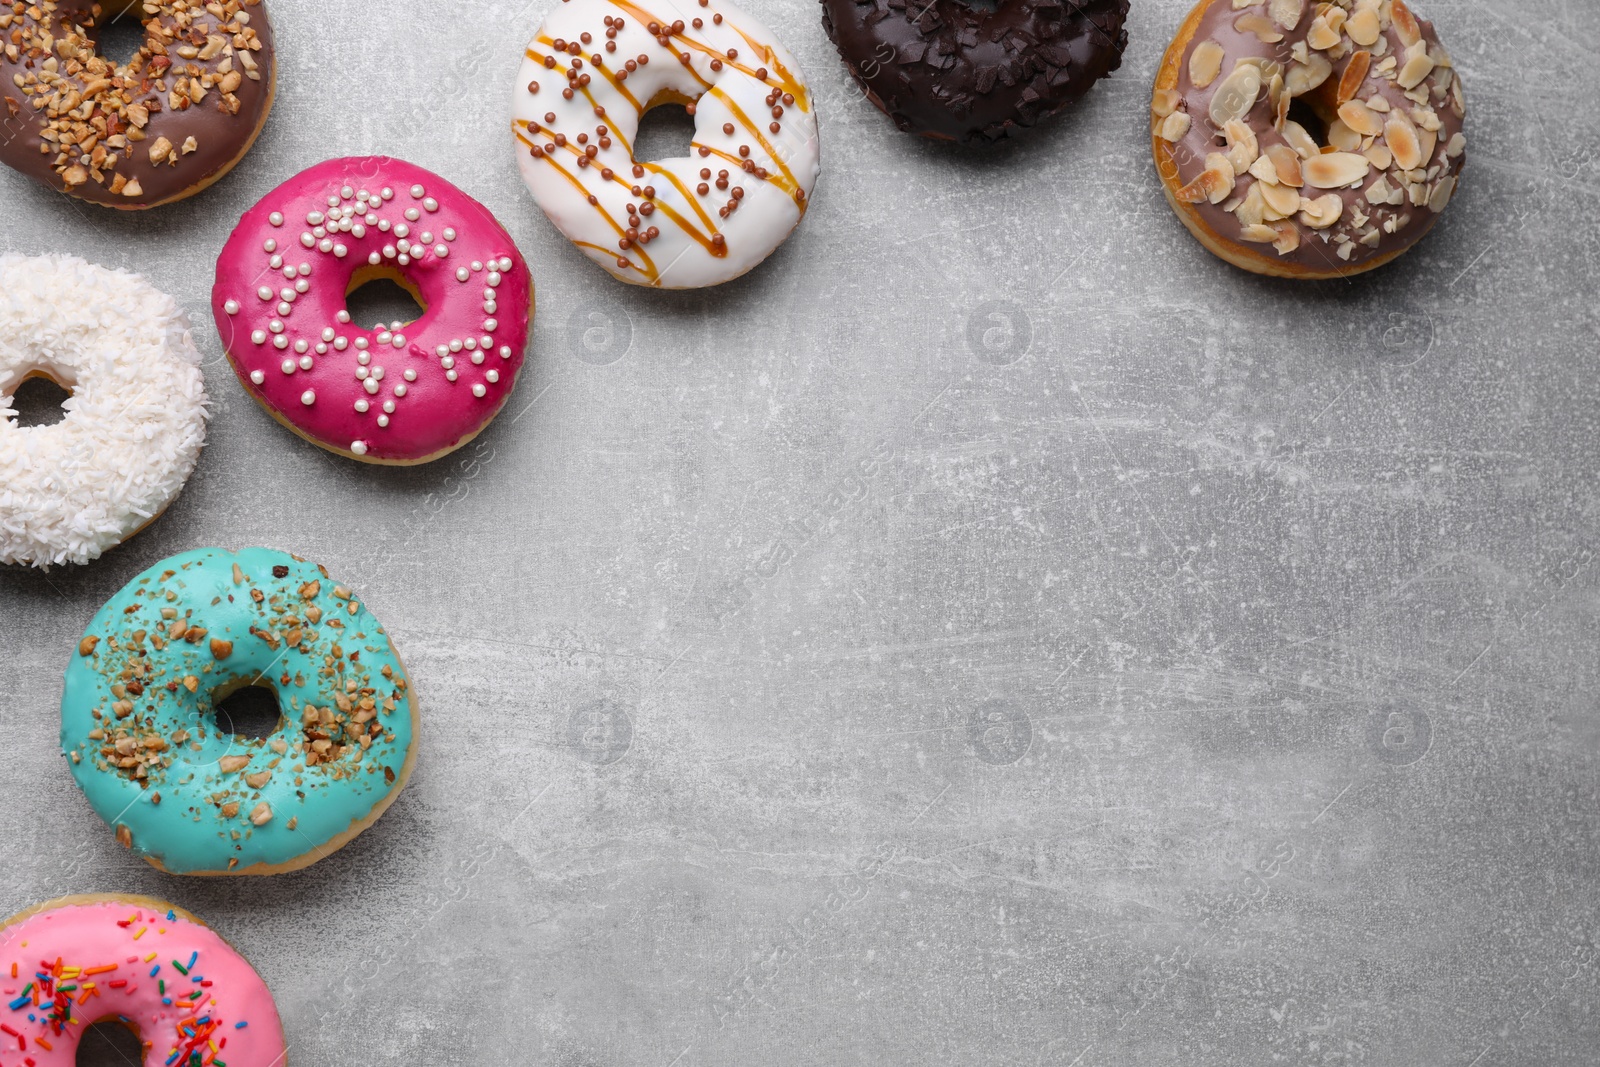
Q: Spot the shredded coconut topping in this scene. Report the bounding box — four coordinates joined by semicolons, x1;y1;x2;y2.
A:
0;255;208;568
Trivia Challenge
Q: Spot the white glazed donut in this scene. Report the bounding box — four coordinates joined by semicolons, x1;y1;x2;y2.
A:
0;255;207;568
513;0;820;289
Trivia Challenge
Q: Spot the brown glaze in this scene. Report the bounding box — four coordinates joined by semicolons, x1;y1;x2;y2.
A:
0;0;274;209
1152;0;1464;279
820;0;1129;146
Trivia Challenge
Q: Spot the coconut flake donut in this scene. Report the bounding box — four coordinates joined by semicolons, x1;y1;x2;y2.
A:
213;157;534;464
61;547;418;876
0;0;275;209
512;0;820;288
0;255;207;569
1152;0;1465;279
0;895;286;1067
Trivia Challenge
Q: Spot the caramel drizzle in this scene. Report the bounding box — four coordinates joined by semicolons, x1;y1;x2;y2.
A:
692;142;796;196
606;0;810;110
704;84;801;192
514;124;661;283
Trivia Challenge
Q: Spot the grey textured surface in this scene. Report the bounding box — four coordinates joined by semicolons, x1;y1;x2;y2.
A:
2;0;1599;1063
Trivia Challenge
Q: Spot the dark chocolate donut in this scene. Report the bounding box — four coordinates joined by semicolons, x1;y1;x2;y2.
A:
0;0;275;209
820;0;1130;145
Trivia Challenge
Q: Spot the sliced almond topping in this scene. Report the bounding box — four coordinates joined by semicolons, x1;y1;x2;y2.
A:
1391;0;1423;46
1346;6;1381;46
1224;119;1260;171
1303;152;1371;188
1364;144;1394;170
1337;50;1372;105
1428;175;1457;213
1271;221;1301;256
1160;111;1192;142
1176;154;1237;205
1385;111;1423;170
1209;63;1263;128
1249;154;1280;184
249;801;273;826
1282;120;1320;160
1284;53;1333;97
245;770;273;789
1338;100;1384;138
219;754;252;773
1190;40;1225;89
1235;13;1284;43
1306;15;1340;50
1445;132;1466;158
1269;0;1304;31
1240;223;1282;244
1265;144;1304;186
1261;180;1303;218
1234;184;1268;226
1152;88;1181;118
1298;193;1344;229
1398;49;1435;90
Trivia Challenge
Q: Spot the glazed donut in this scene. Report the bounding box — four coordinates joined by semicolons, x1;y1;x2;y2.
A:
0;0;275;209
61;547;418;876
0;255;207;569
1152;0;1465;279
821;0;1130;145
512;0;820;288
213;157;533;464
0;895;285;1067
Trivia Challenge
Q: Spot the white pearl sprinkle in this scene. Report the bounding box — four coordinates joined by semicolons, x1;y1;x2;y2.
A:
381;187;394;200
322;327;336;342
341;185;353;199
283;267;297;281
377;415;390;428
488;272;502;287
307;211;325;226
273;336;289;349
372;367;385;381
480;335;493;350
399;255;411;266
334;337;349;351
403;369;417;381
472;383;487;397
299;355;314;370
435;245;450;259
383;400;396;413
368;252;382;266
250;370;265;384
280;359;295;374
257;286;273;301
301;233;316;248
269;212;284;227
294;340;309;354
364;379;379;395
420;231;433;244
270;255;284;270
424;198;439;212
396;224;410;239
405;208;420;222
443;228;457;241
449;339;462;353
393;335;407;348
356;367;369;380
394;384;408;398
224;300;240;315
268;320;284;334
351;440;368;455
446;369;458;381
336;310;351;324
301;390;316;406
470;261;483;272
315;343;328;355
326;195;339;207
299;264;312;276
441;356;455;370
383;245;397;259
487;369;500;383
251;329;267;345
335;244;349;258
471;350;484;365
376;331;392;345
410;184;425;198
499;346;512;358
456;267;470;282
263;239;277;253
365;213;379;226
277;302;292;317
355;399;369;413
355;338;369;350
319;239;334;253
484;318;498;331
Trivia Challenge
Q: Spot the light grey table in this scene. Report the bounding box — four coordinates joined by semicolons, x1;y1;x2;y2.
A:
3;0;1598;1063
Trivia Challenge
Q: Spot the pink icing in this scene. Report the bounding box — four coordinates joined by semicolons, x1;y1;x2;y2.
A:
0;900;285;1067
213;156;534;462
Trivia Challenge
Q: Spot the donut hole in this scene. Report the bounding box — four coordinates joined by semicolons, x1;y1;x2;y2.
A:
1286;95;1333;150
6;372;72;428
76;1019;146;1067
91;4;149;69
344;267;427;331
634;96;699;163
212;681;284;742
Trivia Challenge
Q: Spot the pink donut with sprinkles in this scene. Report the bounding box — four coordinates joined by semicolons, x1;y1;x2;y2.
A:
213;157;534;464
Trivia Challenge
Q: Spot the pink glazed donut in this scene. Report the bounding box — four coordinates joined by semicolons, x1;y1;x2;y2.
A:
0;895;286;1067
213;157;534;464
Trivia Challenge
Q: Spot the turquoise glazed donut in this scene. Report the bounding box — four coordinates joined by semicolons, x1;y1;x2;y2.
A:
61;547;418;876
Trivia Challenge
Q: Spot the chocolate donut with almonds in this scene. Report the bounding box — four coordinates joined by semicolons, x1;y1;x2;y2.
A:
821;0;1130;145
1152;0;1464;278
0;0;274;209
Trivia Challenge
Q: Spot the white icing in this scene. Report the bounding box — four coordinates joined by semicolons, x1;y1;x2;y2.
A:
0;255;207;567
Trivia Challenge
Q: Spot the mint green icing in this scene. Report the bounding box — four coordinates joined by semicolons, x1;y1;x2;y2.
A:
61;547;416;874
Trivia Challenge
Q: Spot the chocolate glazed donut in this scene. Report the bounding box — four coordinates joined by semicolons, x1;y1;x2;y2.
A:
820;0;1130;145
0;0;274;209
